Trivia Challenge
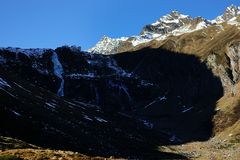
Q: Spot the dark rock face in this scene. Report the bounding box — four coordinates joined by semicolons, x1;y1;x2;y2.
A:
0;49;59;92
113;48;223;141
0;46;223;158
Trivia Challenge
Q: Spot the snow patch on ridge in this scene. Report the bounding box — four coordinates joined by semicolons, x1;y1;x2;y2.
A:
131;34;158;46
0;47;47;57
228;17;240;26
66;73;96;79
195;21;208;30
88;36;128;54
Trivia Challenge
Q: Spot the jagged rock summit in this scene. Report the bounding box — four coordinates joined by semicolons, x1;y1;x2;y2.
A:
213;4;240;23
88;5;240;54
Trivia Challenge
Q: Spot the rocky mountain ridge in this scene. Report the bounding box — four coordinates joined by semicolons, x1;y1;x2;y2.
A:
0;45;223;159
88;5;240;55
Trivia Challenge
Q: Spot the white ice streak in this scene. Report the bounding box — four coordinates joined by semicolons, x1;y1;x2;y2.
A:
12;110;21;117
140;119;154;129
182;107;193;113
51;52;64;97
95;117;108;123
159;96;167;101
13;82;31;93
0;78;11;89
45;102;57;109
83;115;93;121
144;96;167;109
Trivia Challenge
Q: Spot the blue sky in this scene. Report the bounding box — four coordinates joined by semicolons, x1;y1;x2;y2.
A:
0;0;239;50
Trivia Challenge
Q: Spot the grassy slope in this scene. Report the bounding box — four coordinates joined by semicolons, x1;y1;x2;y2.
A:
0;137;119;160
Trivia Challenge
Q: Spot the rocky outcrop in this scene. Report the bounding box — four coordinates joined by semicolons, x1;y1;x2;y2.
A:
205;41;240;93
226;42;240;83
206;54;234;91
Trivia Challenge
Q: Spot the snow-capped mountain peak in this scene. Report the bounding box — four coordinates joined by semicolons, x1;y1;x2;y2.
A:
156;10;190;24
163;10;189;19
88;11;206;54
225;4;240;16
88;36;128;54
212;4;240;23
88;5;240;55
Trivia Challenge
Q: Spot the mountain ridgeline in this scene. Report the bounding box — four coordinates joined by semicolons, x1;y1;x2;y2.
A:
0;46;223;158
0;4;240;160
